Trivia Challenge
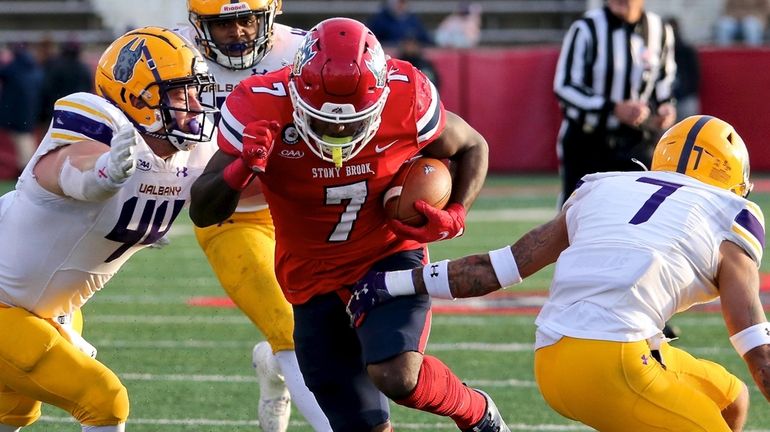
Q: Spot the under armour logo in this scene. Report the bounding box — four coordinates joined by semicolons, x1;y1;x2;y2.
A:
429;264;439;278
766;327;770;336
176;167;189;177
97;167;108;179
641;354;649;365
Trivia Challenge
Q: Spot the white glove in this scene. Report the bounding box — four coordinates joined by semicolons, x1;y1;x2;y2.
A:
106;124;138;184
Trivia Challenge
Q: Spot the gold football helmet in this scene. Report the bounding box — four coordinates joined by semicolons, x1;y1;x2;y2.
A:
95;26;218;151
651;115;753;197
188;0;282;70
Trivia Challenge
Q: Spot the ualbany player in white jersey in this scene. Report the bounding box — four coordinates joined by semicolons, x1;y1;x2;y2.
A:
177;2;330;431
0;27;218;432
347;115;770;431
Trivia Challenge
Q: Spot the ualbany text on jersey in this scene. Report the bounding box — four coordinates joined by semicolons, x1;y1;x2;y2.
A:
139;184;183;197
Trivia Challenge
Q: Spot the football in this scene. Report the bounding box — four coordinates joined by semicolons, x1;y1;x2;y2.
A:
383;157;452;226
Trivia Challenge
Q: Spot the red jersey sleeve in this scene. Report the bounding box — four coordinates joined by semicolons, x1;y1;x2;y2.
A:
411;66;445;145
217;81;257;157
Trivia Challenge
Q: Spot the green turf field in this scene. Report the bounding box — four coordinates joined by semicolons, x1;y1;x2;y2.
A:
4;174;770;432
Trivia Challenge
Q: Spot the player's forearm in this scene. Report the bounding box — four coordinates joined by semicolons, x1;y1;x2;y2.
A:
189;172;241;227
511;214;569;278
744;345;770;402
446;128;488;209
410;253;501;298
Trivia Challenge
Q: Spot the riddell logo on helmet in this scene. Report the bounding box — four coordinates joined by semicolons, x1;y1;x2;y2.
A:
220;3;249;13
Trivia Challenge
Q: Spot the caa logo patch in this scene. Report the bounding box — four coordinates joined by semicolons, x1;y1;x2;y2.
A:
280;149;304;159
282;124;300;145
137;159;151;171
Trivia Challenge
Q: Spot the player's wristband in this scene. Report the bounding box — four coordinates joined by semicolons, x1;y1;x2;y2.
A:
489;246;522;288
423;260;453;299
223;158;256;191
730;322;770;357
384;270;416;296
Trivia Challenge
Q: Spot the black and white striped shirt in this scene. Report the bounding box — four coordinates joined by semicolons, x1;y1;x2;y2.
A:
554;6;676;132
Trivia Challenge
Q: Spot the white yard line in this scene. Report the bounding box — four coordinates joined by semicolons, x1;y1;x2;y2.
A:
164;206;558;241
34;414;770;432
90;339;737;358
86;313;729;327
37;414;599;430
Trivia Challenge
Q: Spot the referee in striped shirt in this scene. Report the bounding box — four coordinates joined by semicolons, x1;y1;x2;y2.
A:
554;0;677;206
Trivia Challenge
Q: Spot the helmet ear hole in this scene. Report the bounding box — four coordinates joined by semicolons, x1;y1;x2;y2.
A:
726;132;733;144
129;94;147;109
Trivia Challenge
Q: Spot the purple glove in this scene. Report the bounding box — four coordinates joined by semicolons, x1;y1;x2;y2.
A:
346;271;392;328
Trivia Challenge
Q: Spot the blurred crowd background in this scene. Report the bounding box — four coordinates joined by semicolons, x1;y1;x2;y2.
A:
0;0;768;179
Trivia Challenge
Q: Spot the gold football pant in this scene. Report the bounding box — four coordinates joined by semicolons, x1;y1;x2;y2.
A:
535;336;743;431
194;209;295;352
0;307;128;427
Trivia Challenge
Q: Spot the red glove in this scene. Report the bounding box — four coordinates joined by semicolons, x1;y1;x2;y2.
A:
388;201;466;243
242;120;281;172
223;120;280;191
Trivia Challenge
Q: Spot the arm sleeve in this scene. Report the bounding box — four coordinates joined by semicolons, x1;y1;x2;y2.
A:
217;84;253;157
412;68;446;147
725;201;765;266
654;22;677;105
553;19;614;114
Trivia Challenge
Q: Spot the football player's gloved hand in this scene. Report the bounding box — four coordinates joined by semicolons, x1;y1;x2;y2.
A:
346;271;392;328
388;201;466;243
241;120;281;173
106;124;139;184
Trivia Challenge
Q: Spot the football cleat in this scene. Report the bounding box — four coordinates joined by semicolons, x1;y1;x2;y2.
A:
463;389;510;432
252;341;291;432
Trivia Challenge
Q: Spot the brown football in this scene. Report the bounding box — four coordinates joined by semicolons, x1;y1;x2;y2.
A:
383;157;452;226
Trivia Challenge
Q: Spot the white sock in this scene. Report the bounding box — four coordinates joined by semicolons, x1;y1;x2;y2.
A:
82;424;125;432
0;424;21;432
274;350;332;431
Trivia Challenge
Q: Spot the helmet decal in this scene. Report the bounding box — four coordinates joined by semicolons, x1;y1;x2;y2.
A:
220;2;250;13
676;115;713;174
365;44;387;88
293;36;317;76
113;37;145;84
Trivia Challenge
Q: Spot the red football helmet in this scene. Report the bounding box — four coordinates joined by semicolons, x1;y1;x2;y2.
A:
288;18;390;167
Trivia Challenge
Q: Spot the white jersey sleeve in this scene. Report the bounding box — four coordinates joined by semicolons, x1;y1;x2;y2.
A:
0;93;210;319
724;200;765;265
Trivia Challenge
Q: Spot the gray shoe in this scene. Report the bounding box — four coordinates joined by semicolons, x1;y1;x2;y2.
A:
462;389;510;432
252;342;291;432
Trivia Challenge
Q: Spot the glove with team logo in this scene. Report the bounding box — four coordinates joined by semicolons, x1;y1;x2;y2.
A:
105;124;139;184
223;120;281;191
346;271;392;328
242;120;281;173
388;201;466;243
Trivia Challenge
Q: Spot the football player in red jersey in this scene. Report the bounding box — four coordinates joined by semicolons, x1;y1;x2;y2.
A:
190;17;509;432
